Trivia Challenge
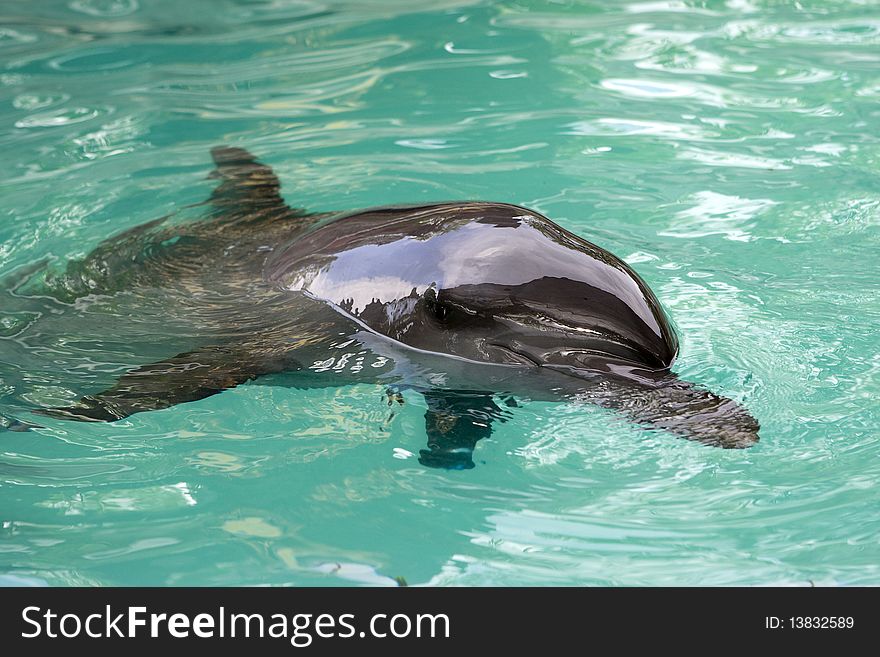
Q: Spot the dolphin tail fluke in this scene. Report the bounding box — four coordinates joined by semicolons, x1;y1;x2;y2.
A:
207;146;306;221
33;342;301;422
418;390;512;470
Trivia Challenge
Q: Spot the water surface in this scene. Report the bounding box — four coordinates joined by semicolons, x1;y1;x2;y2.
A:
1;0;879;586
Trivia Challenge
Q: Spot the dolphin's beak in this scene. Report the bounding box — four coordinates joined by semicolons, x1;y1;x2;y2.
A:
545;363;760;449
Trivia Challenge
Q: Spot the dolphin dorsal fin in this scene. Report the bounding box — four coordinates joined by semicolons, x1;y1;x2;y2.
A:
208;146;298;218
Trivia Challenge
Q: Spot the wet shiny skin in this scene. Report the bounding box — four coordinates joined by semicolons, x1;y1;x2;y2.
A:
268;202;679;369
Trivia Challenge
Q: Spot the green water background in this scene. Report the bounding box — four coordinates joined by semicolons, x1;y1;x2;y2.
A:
1;0;878;585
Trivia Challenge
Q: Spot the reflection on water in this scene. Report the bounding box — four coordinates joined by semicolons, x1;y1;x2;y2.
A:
1;0;879;585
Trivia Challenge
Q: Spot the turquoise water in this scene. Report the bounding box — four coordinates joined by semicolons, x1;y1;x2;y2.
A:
1;0;879;586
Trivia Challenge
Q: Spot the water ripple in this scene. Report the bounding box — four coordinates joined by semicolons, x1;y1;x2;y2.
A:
0;0;878;587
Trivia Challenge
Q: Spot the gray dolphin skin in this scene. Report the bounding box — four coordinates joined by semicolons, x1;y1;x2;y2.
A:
11;147;759;469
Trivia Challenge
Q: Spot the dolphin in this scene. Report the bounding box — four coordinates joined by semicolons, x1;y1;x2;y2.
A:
6;147;759;468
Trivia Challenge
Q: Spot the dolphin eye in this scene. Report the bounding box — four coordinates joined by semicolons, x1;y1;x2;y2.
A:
434;302;450;321
424;294;481;325
423;296;453;323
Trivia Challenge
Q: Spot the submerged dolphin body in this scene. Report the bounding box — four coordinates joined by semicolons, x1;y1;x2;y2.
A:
10;147;759;468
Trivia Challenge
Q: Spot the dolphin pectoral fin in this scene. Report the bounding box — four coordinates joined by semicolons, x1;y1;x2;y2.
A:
34;343;301;422
208;146;304;219
418;390;511;470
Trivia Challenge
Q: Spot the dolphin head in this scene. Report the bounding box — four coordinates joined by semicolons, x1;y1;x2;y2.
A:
425;259;679;373
272;202;679;373
269;202;758;449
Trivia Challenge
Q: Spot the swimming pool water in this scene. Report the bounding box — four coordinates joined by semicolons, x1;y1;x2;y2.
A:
1;0;879;586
